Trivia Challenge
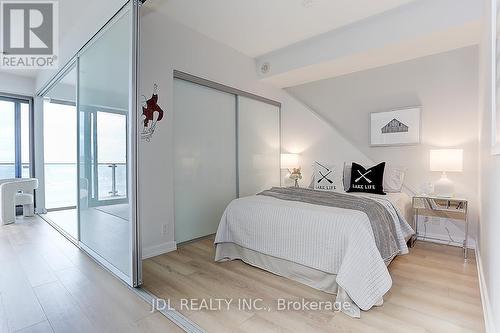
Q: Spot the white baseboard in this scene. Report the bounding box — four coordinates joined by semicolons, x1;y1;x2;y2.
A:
475;247;495;333
142;241;177;259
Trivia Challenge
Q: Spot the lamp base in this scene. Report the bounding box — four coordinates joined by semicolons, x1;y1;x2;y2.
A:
433;173;454;198
289;168;302;188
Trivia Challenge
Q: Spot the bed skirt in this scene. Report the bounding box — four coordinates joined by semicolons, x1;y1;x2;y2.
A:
215;242;384;318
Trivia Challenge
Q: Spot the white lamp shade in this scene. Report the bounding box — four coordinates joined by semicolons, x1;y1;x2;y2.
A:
281;153;299;169
429;149;463;172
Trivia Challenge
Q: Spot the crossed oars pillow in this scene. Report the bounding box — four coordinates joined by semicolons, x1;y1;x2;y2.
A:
346;162;386;195
313;161;342;192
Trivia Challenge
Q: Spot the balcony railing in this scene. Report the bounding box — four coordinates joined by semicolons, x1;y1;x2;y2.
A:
0;163;15;179
0;162;127;210
96;163;127;200
47;162;126;209
0;162;30;179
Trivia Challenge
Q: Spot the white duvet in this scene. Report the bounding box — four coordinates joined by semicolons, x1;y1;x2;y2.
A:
214;191;414;316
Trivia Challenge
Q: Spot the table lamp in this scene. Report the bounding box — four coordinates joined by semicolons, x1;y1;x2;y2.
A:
429;149;463;197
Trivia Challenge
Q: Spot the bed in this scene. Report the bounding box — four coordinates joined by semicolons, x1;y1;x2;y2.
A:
214;187;414;318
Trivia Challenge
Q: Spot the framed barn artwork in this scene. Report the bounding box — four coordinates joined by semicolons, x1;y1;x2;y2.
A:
370;107;421;146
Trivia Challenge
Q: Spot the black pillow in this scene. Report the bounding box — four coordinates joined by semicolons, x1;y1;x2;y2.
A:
347;162;386;195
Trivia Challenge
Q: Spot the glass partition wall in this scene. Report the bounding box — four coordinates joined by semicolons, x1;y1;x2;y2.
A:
78;7;134;279
37;1;141;287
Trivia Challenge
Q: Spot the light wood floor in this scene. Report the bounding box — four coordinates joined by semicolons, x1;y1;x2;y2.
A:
0;216;183;333
143;237;485;333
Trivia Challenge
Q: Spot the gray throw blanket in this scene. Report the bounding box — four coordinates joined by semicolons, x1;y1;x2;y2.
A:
258;187;400;262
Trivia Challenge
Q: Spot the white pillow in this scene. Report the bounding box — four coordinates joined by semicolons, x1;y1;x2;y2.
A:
343;162;405;193
383;166;406;193
313;162;342;192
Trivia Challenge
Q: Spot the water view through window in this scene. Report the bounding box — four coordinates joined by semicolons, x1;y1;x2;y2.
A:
0;98;30;180
0;100;15;179
43;100;78;209
43;101;127;209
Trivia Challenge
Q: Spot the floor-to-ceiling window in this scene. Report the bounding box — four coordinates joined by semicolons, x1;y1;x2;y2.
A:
0;96;32;180
43;100;77;210
95;111;127;202
41;64;78;239
0;99;15;179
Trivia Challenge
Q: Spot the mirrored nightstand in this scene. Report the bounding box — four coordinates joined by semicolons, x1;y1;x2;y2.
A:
411;195;469;261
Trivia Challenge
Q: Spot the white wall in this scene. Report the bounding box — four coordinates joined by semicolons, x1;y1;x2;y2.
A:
0;72;35;96
478;0;500;330
288;46;480;247
139;5;370;257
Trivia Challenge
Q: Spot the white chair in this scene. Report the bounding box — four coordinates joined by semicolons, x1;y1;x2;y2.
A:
0;178;39;225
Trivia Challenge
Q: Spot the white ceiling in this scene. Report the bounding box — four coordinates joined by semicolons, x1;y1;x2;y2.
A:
147;0;417;57
58;0;92;41
3;0;419;79
256;0;482;88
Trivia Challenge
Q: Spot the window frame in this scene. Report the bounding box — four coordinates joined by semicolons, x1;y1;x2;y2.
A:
0;93;34;179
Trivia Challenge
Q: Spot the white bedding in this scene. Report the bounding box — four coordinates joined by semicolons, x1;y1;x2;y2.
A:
214;190;414;317
364;192;413;223
351;191;414;241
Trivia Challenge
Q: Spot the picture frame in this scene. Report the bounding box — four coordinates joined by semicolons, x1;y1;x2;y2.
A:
370;107;421;147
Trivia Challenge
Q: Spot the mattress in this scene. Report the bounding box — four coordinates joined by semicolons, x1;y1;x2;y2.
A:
214;189;414;317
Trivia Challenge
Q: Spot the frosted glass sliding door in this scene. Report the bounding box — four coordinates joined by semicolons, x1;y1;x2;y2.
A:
78;2;140;286
238;96;280;197
173;79;237;244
